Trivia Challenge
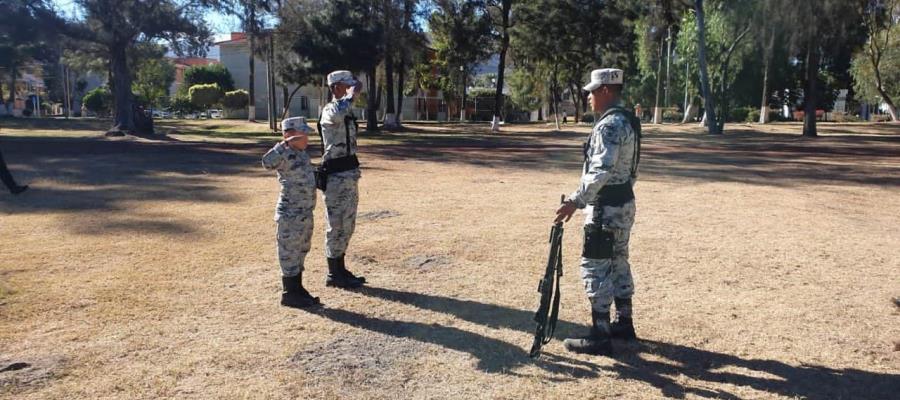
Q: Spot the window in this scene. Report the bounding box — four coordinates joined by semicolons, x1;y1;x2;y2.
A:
300;96;308;110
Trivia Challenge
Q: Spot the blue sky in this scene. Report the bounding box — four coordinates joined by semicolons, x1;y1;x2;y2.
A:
52;1;243;34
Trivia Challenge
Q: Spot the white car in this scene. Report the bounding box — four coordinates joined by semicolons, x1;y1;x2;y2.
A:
208;109;223;119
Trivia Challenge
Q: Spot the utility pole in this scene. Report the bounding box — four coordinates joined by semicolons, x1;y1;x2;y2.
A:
265;31;276;132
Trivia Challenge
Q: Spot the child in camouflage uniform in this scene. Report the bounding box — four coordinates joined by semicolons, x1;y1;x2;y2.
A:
262;117;320;308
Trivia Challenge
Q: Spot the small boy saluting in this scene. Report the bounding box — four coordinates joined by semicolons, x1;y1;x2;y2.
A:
262;117;320;308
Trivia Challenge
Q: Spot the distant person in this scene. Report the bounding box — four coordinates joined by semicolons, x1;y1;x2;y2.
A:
0;148;29;195
262;117;319;308
555;68;641;356
634;104;642;121
563;111;568;124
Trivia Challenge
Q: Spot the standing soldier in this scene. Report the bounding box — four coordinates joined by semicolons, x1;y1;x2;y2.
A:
554;68;641;355
317;70;365;289
263;117;320;308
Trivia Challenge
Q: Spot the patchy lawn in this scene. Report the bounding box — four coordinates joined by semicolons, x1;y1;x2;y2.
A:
1;119;898;399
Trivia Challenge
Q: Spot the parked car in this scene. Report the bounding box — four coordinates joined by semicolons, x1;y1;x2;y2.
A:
208;109;223;119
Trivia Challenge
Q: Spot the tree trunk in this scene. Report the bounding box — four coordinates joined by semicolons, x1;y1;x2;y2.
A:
384;53;397;129
653;34;664;124
109;43;136;134
365;66;379;132
396;57;406;126
694;0;720;135
760;26;775;123
281;85;301;121
5;64;14;115
248;7;257;122
870;50;899;122
491;0;511;132
803;44;819;137
569;82;581;122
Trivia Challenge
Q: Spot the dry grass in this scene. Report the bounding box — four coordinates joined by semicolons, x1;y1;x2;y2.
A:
1;119;899;399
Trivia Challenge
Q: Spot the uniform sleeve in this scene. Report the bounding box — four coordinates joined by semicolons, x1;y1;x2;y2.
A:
262;142;289;170
567;123;624;208
320;101;349;126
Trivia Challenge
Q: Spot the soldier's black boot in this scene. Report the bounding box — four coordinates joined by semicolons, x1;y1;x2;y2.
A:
325;256;365;289
563;310;613;356
610;297;636;340
281;272;320;308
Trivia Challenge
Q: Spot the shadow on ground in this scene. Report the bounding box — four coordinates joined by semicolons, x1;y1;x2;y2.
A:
362;125;900;187
318;286;899;399
0;135;278;235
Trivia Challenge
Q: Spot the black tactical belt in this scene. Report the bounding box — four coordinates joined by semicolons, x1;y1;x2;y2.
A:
590;182;634;207
321;154;360;174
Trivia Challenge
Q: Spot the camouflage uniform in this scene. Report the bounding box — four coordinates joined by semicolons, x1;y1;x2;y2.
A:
567;101;638;315
262;141;317;277
319;97;360;259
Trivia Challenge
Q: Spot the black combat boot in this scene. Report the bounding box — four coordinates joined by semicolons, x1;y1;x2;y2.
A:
325;256;365;289
563;310;613;356
610;297;636;340
281;272;320;308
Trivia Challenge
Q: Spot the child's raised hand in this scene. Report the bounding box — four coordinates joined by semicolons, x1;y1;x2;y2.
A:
284;132;309;150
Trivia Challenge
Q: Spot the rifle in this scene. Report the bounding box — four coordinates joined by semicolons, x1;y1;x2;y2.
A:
529;197;565;358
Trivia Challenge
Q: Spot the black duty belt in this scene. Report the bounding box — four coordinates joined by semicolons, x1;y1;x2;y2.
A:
590;182;634;207
321;154;360;174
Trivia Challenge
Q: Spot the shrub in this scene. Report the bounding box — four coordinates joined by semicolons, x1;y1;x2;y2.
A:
83;87;112;116
188;83;223;111
746;108;781;123
222;90;249;110
662;108;683;122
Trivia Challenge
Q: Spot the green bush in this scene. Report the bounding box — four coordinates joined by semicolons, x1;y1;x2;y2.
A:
581;113;595;123
83;87;112;116
171;95;199;115
183;64;234;92
662;108;683;122
188;83;223;111
222;90;249;110
747;108;782;123
728;107;753;123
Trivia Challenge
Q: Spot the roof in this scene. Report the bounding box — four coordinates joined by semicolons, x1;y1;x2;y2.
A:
214;32;248;46
169;57;219;67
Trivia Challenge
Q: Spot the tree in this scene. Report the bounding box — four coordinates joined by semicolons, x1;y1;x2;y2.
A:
428;0;494;122
53;0;218;135
189;83;223;117
222;89;250;110
776;0;865;136
692;0;721;134
182;64;235;93
853;0;899;121
287;0;386;132
230;1;280;122
512;0;634;128
133;57;176;112
0;0;59;115
677;2;754;132
487;0;512;132
83;86;112;116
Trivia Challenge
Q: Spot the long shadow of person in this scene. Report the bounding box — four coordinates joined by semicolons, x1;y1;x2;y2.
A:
349;286;899;399
315;307;599;379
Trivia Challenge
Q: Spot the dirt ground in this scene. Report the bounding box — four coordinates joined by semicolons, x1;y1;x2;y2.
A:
1;118;898;399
